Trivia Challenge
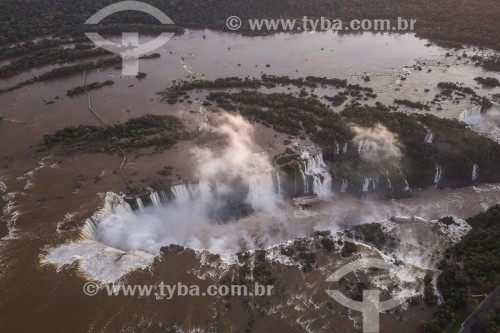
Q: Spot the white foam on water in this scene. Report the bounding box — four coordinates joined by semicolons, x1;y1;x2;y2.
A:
0;180;6;196
1;186;20;239
43;193;155;283
16;156;53;190
43;240;155;284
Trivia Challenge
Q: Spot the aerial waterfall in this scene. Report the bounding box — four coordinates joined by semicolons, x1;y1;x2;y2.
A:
424;133;434;144
434;166;443;187
301;151;332;198
141;172;279;216
335;142;340;155
150;192;162;208
135;198;145;211
171;184;191;202
404;179;410;192
300;169;309;194
458;106;482;122
386;170;393;189
361;178;370;192
340;179;348;193
472;164;479;182
276;172;282;195
357;140;371;153
247;173;277;205
294;172;298;195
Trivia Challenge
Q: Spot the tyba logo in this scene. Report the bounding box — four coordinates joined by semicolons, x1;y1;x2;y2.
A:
85;1;175;76
326;258;416;333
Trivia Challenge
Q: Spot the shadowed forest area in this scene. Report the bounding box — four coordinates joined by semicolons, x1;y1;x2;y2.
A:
1;0;499;50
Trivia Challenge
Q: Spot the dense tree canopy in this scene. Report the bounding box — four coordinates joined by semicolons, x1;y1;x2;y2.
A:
42;114;191;153
421;205;500;333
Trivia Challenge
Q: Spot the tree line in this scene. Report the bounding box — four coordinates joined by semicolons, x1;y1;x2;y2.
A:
1;0;499;50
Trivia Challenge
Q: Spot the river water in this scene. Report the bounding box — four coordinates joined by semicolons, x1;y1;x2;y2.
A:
0;29;499;333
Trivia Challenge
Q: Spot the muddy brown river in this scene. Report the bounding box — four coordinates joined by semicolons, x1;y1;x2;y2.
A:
0;29;499;333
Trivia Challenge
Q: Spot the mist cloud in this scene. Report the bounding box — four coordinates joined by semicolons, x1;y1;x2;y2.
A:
352;123;402;162
94;114;282;255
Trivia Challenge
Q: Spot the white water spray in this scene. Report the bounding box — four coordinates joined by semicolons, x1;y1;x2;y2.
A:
424;133;434;144
459;105;482;122
301;151;332;198
135;198;145;211
357;140;371;153
150;192;161;208
362;178;370;192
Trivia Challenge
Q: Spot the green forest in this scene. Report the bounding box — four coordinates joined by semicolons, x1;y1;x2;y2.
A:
0;54;161;95
421;205;500;333
41;114;191;153
0;47;109;78
66;80;114;96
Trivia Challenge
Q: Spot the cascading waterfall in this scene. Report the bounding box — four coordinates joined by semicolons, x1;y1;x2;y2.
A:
276;172;282;196
363;141;371;153
434;166;443;187
149;172;277;213
247;173;276;205
131;154;334;211
340;179;348;193
404;179;410;191
335;142;340;155
458;105;482;122
301;151;333;198
386;170;393;189
472;164;479;182
135;198;145;211
294;171;298;195
424;133;434;144
150;192;161;208
372;179;377;190
343;143;348;154
357;140;364;153
311;175;331;198
361;178;370;192
357;140;370;153
171;184;191;202
300;169;309;194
